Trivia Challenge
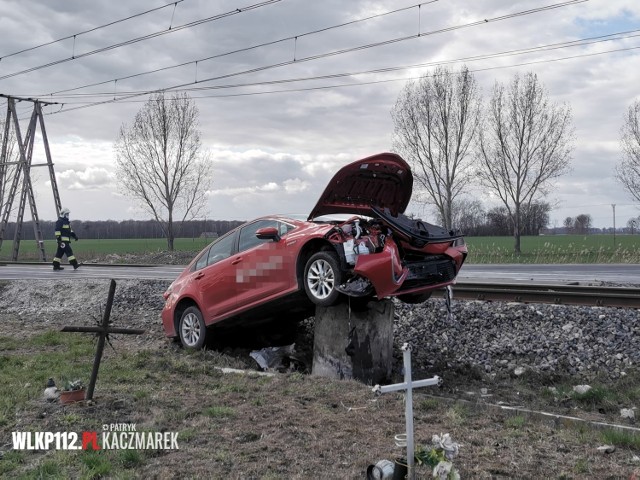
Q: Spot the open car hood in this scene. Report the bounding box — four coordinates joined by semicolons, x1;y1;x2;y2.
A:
307;152;413;220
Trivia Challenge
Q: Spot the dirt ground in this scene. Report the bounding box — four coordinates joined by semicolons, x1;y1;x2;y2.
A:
2;306;640;480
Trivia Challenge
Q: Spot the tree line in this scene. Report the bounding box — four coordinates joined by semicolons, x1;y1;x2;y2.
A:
4;211;636;241
1;219;243;241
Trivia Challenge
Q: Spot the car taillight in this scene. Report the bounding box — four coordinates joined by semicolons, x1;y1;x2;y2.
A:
163;286;172;300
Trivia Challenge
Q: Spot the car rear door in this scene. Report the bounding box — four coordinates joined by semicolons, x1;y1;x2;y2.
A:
191;232;239;322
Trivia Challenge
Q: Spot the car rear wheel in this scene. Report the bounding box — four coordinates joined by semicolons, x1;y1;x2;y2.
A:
179;306;207;349
398;292;432;304
304;251;342;307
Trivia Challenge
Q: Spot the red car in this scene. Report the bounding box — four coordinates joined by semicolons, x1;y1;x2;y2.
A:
162;152;467;348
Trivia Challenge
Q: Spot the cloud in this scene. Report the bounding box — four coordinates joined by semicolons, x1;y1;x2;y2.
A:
56;167;115;190
2;0;639;226
283;178;309;193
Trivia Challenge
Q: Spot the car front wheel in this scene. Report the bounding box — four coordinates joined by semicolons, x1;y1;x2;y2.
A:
304;251;342;307
178;306;207;349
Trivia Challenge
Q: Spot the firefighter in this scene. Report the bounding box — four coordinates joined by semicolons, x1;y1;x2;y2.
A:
52;207;80;271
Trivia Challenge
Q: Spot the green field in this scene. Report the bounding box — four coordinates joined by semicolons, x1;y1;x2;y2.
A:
0;237;211;262
1;234;639;264
468;234;640;263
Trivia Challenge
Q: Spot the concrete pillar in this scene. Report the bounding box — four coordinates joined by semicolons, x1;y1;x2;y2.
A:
312;299;394;385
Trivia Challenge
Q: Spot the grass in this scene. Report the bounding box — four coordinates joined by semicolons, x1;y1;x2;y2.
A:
600;428;640;449
0;332;225;478
539;371;640;415
3;234;639;264
203;405;236;418
504;415;527;429
467;234;640;263
1;329;639;478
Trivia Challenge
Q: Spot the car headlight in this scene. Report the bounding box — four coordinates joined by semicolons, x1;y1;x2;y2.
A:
451;237;465;247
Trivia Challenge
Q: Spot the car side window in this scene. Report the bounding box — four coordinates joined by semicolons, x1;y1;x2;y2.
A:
238;219;280;253
279;221;295;236
194;233;235;271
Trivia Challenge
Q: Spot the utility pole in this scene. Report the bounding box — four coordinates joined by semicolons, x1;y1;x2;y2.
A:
0;94;62;261
612;204;616;248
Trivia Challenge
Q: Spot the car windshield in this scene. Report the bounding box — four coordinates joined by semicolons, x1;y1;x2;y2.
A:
311;214;372;222
276;213;307;221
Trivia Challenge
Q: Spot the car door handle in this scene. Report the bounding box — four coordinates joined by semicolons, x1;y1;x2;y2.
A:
231;257;242;265
195;272;205;280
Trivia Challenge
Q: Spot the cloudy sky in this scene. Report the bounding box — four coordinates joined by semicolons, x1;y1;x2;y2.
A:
1;0;639;229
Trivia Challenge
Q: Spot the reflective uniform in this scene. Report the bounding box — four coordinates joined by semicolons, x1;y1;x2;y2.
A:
52;215;79;270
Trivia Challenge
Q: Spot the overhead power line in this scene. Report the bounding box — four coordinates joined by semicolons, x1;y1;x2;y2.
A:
0;0;282;82
40;28;640;101
39;41;640;108
45;0;441;97
34;0;591;113
0;0;185;60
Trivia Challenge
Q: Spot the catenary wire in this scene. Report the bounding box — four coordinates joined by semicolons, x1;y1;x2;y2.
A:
0;0;282;82
45;0;441;97
28;0;590;113
45;43;639;106
0;1;185;60
19;40;638;122
38;28;640;100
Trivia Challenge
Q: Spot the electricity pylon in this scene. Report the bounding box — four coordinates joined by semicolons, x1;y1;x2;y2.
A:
0;94;62;261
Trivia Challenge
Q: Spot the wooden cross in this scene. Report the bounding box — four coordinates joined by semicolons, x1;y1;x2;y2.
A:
372;343;441;480
61;279;145;401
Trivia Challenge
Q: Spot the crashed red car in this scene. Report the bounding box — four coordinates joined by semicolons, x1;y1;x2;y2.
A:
162;152;467;348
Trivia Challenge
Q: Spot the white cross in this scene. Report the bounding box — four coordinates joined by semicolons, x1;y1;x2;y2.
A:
372;343;441;480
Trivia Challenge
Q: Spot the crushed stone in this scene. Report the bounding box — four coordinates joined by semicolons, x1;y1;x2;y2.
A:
0;278;637;380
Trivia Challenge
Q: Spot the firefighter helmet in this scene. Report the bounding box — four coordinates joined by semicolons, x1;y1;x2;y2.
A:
60;207;70;217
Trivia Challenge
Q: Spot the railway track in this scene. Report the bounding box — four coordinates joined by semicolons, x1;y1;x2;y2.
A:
449;282;640;308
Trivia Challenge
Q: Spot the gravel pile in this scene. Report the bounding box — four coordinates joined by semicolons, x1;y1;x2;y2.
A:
394;296;640;379
0;279;170;334
1;279;637;380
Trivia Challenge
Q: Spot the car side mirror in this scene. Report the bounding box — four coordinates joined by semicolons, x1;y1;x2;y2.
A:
255;226;280;242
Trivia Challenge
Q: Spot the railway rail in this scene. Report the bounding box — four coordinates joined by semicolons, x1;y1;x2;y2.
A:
448;282;640;308
1;262;639;308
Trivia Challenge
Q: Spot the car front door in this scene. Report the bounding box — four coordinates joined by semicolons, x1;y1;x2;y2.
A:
232;219;297;311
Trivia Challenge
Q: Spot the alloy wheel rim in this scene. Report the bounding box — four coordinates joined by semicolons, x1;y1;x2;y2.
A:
181;312;201;346
307;259;334;299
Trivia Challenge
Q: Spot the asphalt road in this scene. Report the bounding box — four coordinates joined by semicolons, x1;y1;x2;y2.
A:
0;263;185;281
0;262;637;284
459;264;640;285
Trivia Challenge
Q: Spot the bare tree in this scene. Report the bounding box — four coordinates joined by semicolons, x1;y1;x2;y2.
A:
115;92;212;250
448;198;485;235
476;72;573;253
485;206;511;235
574;213;592;234
521;201;551;235
615;100;640;203
563;217;574;233
392;66;481;230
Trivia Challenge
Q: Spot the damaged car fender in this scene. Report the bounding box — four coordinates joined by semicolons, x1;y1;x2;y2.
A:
352;239;408;299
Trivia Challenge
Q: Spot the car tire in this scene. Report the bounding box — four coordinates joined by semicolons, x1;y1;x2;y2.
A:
304;251;342;307
178;306;207;349
398;292;432;304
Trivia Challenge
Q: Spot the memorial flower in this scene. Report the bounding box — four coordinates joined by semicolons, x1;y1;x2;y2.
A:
414;432;461;480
